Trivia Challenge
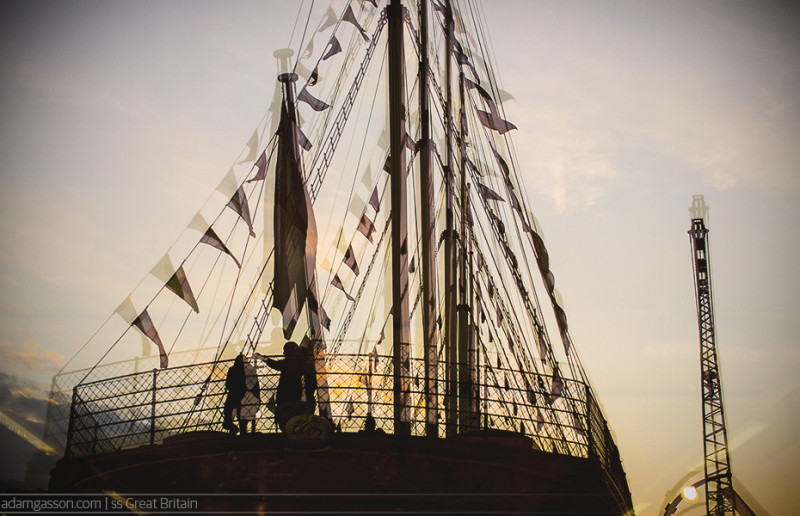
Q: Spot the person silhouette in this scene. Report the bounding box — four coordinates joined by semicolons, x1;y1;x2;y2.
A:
238;355;261;434
222;354;246;434
266;342;305;431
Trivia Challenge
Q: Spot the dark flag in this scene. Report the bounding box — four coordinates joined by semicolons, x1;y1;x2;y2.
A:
165;265;199;313
227;186;255;237
200;227;241;268
298;87;331;112
368;187;380;212
476;109;517;134
247;150;268;183
331;274;354;301
477;182;504;202
132;309;168;369
322;35;342;60
357;214;376;242
342;5;369;42
274;100;318;339
343;244;360;275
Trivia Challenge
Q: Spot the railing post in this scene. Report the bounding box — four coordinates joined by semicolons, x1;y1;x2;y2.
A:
64;386;78;458
150;368;157;445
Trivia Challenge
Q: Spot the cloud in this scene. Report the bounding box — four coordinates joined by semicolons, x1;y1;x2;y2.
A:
0;341;64;371
0;372;51;437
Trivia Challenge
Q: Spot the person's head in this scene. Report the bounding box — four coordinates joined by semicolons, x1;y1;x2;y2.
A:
234;354;245;367
283;341;299;355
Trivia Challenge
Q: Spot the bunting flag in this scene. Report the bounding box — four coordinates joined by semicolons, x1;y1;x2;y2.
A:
238;130;259;164
357;214;376;242
535;409;545;433
465;77;501;118
404;132;418;153
476;109;517;134
295;123;312;151
409;256;416;274
360;0;378;7
114;296;138;325
343;244;360;275
308;66;320;86
274;97;318;339
200;227;241;269
298;87;331;112
165;266;199;313
548;368;564;405
348;192;367;217
477;182;504;202
216;167;238;198
487;139;510;179
360;164;374;190
318;7;337;32
302;38;314;59
331;274;354;301
342;5;369;42
368;186;380;212
132;309;168;369
226;186;255;237
320;306;331;330
322;35;342;60
451;35;481;80
538;329;549;365
572;412;585;436
382;154;391;174
247;150;268;183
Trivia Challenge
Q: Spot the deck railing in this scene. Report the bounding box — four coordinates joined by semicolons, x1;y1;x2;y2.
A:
64;354;628;504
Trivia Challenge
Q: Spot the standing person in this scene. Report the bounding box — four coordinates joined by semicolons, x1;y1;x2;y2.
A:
222;354;246;434
239;355;261;434
265;342;305;430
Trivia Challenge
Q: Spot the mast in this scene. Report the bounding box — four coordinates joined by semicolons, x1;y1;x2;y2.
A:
457;69;475;431
387;0;411;436
418;0;439;438
688;195;735;516
443;0;458;437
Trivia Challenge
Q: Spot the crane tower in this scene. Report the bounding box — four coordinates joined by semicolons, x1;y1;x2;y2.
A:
688;195;735;515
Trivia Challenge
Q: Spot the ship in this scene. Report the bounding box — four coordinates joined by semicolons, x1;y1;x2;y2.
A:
46;1;633;513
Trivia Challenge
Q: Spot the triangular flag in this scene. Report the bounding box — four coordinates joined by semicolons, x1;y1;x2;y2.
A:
149;253;174;283
247;150;268;183
343;244;360;275
318;7;337;32
132;309;168;369
342;5;369;42
477;182;505;202
238;130;259;164
476;109;517;134
227;186;255;237
216;167;238;198
357;214;376;243
200;227;241;268
165;265;199;313
322;35;342;60
331;274;354;301
298;87;331;112
368;187;380;212
115;296;138;325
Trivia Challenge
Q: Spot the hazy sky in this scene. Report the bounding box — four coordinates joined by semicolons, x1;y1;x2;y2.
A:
1;0;798;514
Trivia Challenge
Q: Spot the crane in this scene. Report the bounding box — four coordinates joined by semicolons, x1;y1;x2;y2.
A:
688;195;735;515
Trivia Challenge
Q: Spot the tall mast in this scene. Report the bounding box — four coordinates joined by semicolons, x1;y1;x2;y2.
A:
443;0;458;437
418;0;439;438
457;69;475;431
688;195;735;516
388;0;411;436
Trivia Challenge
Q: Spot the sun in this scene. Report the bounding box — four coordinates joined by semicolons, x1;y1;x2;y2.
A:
681;485;699;502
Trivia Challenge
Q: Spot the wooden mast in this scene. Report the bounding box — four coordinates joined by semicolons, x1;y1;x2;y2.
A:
388;0;411;436
418;0;439;438
443;0;458;438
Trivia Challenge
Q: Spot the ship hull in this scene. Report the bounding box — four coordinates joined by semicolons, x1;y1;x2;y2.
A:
50;430;632;514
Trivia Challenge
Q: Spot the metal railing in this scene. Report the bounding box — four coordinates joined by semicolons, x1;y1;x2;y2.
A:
64;354;628;503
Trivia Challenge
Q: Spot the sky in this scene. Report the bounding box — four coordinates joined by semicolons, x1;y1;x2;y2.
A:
1;0;799;514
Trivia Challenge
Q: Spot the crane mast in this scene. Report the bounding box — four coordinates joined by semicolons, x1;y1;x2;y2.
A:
688;195;735;516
